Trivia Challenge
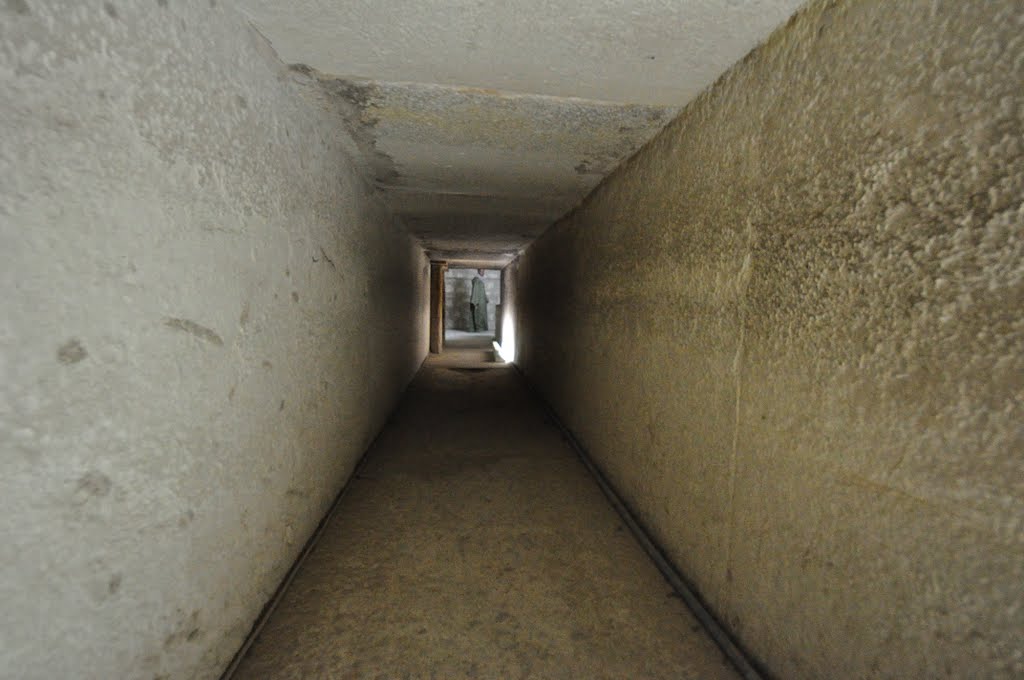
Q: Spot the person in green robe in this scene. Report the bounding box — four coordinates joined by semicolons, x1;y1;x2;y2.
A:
470;269;489;332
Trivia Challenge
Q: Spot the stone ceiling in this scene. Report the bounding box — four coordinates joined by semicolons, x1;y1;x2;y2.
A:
233;0;806;265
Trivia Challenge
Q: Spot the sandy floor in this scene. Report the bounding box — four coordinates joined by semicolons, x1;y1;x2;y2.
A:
233;363;738;679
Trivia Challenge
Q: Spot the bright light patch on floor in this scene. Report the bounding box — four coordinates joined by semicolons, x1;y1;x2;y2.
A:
496;314;516;363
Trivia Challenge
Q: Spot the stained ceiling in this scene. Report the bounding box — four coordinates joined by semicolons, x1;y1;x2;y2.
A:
233;0;806;265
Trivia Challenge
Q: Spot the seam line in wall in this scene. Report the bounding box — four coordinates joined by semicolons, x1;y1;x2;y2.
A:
724;319;744;602
724;231;756;613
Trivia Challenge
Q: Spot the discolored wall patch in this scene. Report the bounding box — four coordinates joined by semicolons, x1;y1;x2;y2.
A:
57;338;88;364
162;317;224;347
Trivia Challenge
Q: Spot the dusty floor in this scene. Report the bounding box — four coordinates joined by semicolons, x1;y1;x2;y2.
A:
232;363;738;679
444;329;495;349
432;330;498;367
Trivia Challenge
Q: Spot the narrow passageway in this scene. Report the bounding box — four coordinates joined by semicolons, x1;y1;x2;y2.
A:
232;364;738;679
5;1;1020;677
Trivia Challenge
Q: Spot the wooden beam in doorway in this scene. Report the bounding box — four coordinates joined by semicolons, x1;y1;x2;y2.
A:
429;261;447;353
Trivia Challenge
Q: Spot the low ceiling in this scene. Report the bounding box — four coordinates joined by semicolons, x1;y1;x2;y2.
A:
233;0;805;265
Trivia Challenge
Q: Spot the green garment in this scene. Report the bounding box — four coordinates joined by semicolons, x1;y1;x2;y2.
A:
470;275;488;331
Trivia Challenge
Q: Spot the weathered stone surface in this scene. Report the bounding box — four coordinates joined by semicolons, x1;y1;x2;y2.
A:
514;1;1024;677
233;0;805;106
0;1;428;678
232;0;806;267
283;69;679;267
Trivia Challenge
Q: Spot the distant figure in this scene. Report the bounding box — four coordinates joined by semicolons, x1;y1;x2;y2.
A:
470;269;489;332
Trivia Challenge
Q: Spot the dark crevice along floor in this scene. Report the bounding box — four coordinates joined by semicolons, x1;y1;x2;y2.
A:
232;362;739;679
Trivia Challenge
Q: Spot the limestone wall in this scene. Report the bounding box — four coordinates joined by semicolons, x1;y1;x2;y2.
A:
513;1;1024;676
0;1;428;677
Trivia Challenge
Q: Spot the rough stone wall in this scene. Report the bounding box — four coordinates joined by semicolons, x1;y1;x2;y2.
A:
514;1;1023;677
0;2;428;678
445;268;500;331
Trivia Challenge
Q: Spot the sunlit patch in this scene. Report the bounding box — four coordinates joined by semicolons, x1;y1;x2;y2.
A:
495;312;516;363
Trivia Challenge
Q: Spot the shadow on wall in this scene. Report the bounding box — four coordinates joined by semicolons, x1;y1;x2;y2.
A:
445;269;500;331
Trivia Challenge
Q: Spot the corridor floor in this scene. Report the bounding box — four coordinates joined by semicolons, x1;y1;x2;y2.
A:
232;364;739;679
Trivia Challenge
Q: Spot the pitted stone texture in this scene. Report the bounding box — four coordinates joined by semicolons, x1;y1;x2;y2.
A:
514;1;1024;678
231;0;805;266
287;71;678;266
0;1;427;678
